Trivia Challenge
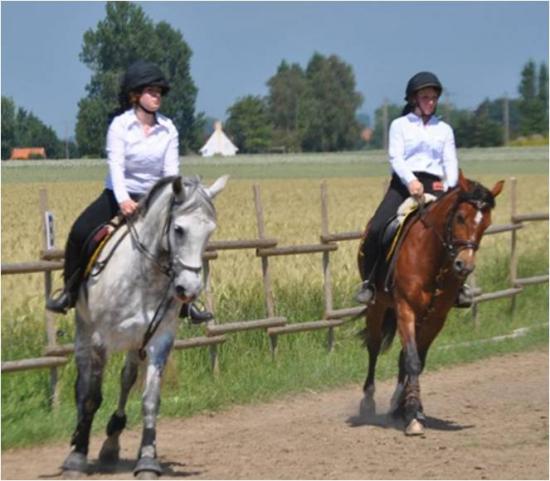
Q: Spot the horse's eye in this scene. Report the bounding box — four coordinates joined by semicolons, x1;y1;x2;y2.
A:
174;226;185;237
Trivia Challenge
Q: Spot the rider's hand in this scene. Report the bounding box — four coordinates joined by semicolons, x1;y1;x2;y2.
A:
408;179;424;199
119;199;138;217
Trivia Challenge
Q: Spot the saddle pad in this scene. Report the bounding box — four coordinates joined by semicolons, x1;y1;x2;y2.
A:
83;217;124;278
385;193;438;261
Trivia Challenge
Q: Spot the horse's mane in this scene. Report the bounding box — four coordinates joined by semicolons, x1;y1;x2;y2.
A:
458;180;496;209
139;175;216;220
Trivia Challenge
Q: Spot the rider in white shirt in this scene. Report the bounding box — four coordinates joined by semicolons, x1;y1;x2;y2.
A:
356;71;472;307
47;60;212;322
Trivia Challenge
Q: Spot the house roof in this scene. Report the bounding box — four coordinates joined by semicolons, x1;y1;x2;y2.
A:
10;147;46;160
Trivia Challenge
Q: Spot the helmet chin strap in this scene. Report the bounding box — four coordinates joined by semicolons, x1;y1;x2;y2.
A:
137;101;156;116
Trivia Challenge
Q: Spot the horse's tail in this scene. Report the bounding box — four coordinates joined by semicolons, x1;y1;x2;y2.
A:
358;308;397;354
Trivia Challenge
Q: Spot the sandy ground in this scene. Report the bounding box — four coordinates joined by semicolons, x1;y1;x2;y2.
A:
2;348;548;480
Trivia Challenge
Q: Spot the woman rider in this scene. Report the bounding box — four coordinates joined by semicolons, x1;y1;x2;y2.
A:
356;71;472;307
46;59;212;322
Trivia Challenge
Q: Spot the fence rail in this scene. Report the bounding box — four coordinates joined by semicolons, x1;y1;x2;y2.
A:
1;178;548;406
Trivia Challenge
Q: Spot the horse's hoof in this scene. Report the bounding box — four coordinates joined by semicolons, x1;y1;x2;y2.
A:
62;451;88;474
405;418;425;436
134;457;162;479
99;437;120;464
359;396;376;417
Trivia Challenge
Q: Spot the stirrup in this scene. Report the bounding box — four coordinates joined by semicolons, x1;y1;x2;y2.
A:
179;302;213;324
355;282;375;305
455;284;474;308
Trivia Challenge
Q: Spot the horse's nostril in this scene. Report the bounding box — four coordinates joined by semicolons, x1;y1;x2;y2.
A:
454;259;464;272
175;285;186;296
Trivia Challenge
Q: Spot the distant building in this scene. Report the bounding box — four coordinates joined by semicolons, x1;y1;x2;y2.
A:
200;121;238;157
10;147;46;160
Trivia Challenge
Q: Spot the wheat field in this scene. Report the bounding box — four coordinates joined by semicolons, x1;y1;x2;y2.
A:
2;171;548;317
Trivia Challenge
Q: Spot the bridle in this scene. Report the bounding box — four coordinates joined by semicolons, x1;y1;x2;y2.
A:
126;195;203;279
421;192;489;264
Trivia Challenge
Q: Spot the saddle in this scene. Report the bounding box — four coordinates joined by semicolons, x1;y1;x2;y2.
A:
83;216;126;279
378;194;438;291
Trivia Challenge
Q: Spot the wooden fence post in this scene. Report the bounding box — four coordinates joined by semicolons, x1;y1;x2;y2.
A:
253;185;278;357
320;181;335;352
203;259;220;374
39;188;61;408
509;177;518;317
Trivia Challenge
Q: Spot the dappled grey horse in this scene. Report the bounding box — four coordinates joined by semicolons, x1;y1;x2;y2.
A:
62;175;228;479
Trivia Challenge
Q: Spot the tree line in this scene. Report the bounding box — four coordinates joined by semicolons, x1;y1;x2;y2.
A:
1;2;548;159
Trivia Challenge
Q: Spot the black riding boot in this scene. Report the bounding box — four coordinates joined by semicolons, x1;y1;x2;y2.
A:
179;303;214;324
46;268;81;314
356;236;378;305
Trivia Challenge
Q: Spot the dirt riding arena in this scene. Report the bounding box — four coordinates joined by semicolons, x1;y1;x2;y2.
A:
2;349;548;480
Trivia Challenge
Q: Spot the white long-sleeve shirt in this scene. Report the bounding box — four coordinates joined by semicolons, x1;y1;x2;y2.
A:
105;109;180;203
388;112;458;189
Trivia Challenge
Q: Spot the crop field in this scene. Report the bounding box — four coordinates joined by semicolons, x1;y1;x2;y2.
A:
1;147;548;449
2;147;548;313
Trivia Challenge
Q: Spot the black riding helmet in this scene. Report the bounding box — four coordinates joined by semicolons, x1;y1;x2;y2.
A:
117;59;170;111
404;71;443;100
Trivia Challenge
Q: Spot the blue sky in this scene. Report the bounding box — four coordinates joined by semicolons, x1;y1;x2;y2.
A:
1;1;548;139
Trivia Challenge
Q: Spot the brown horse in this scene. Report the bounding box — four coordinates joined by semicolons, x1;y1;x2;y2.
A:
358;171;504;435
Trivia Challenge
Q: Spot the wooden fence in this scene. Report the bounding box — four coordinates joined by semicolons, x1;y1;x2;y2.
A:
1;177;548;406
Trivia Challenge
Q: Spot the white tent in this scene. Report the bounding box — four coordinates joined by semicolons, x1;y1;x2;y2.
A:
200;121;238;157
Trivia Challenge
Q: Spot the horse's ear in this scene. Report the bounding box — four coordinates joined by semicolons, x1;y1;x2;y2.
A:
172;176;183;197
206;175;229;199
458;169;469;190
491;180;505;198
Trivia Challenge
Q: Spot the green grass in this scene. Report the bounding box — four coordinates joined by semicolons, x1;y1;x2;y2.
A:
2;146;548;183
1;251;548;450
1;146;548;449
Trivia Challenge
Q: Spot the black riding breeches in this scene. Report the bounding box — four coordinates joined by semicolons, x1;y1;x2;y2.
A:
360;172;445;283
63;189;141;288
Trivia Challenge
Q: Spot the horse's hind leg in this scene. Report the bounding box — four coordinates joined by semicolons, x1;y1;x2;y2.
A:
99;351;140;465
389;350;407;416
63;341;106;474
360;304;386;417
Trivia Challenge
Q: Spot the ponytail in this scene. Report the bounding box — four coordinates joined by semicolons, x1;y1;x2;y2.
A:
401;103;414;116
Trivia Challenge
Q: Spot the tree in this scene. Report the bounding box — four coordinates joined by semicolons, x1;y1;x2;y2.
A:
1;96;63;159
370;103;401;149
225;96;272;153
15;109;63;158
266;61;308;152
538;63;549;134
518;60;547;136
76;2;201;156
1;96;17;160
301;53;363;152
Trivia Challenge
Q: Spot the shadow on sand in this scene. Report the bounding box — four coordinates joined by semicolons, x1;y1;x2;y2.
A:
346;398;474;433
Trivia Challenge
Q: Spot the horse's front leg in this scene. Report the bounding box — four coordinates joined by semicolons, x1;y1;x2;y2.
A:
63;337;106;474
99;350;141;466
395;300;424;436
134;331;175;479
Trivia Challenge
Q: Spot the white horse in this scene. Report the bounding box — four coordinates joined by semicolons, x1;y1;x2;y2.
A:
62;175;228;479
